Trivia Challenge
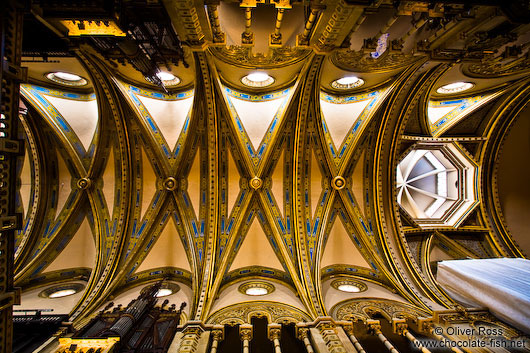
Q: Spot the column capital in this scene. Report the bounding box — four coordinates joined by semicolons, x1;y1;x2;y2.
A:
366;319;382;334
239;324;253;341
267;323;282;340
211;325;225;341
392;318;408;335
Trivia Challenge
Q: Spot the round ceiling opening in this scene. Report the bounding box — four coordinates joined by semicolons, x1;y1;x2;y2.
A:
331;76;364;90
156;288;174;297
331;279;367;293
337;284;361;293
39;283;85;299
45;72;88;86
241;72;275;87
238;281;275;296
155;71;181;87
436;82;474;94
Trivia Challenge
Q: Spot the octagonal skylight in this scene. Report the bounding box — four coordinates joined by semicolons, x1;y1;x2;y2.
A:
397;143;478;228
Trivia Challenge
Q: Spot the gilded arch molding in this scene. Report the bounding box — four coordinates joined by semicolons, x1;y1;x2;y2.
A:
207;301;311;326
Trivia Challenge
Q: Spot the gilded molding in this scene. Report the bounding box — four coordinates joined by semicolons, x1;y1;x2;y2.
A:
209;46;312;69
207;301;311;325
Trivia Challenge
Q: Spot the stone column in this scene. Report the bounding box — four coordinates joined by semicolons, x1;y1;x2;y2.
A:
339;321;366;353
209;325;224;353
295;325;314;353
239;324;253;353
268;324;282;353
367;319;399;353
393;319;431;353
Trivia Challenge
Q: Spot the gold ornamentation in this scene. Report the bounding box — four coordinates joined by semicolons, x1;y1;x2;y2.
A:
209;46;312;69
331;176;346;190
207;301;310;325
331;298;431;323
239;324;253;341
315;319;347;353
366;319;382;334
267;323;281;340
163;177;178;191
331;49;422;73
463;58;530;77
330;279;367;292
76;177;92;190
249;177;263;190
238;280;275;296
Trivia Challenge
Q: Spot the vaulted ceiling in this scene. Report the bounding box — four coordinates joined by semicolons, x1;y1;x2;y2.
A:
13;0;530;327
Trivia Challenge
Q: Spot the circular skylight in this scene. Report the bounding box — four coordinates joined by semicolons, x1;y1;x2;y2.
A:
49;289;77;298
141;282;181;297
331;279;367;293
331;76;365;90
156;288;173;297
337;284;361;293
245;287;268;296
241;72;275;87
238;281;275;296
436;82;474;94
45;72;88;86
155;71;181;87
39;283;85;299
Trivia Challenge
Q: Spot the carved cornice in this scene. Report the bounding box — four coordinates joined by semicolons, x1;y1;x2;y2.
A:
331;50;424;73
209;46;312;69
331;298;431;323
207;301;311;326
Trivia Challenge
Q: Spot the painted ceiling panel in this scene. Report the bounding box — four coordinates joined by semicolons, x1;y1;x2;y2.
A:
136;218;191;272
140;148;158;219
321;217;370;269
102;147;115;215
55;151;72;218
310;149;323;218
227;148;240;216
188;149;201;220
427;92;502;136
320;98;371;151
229;216;284;271
430;245;455;262
45;217;95;272
136;94;193;150
227;92;286;150
43;94;98;150
19;147;32;217
271;149;284;216
351;150;365;216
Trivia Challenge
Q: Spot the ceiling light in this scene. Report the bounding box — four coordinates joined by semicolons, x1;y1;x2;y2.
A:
141;282;181;298
157;71;176;81
156;288;173;297
49;289;77;298
331;76;365;90
46;72;88;86
238;281;275;296
337;284;361;293
39;283;85;299
436;82;474;94
331;279;367;293
241;72;275;88
154;71;181;87
245;287;269;296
